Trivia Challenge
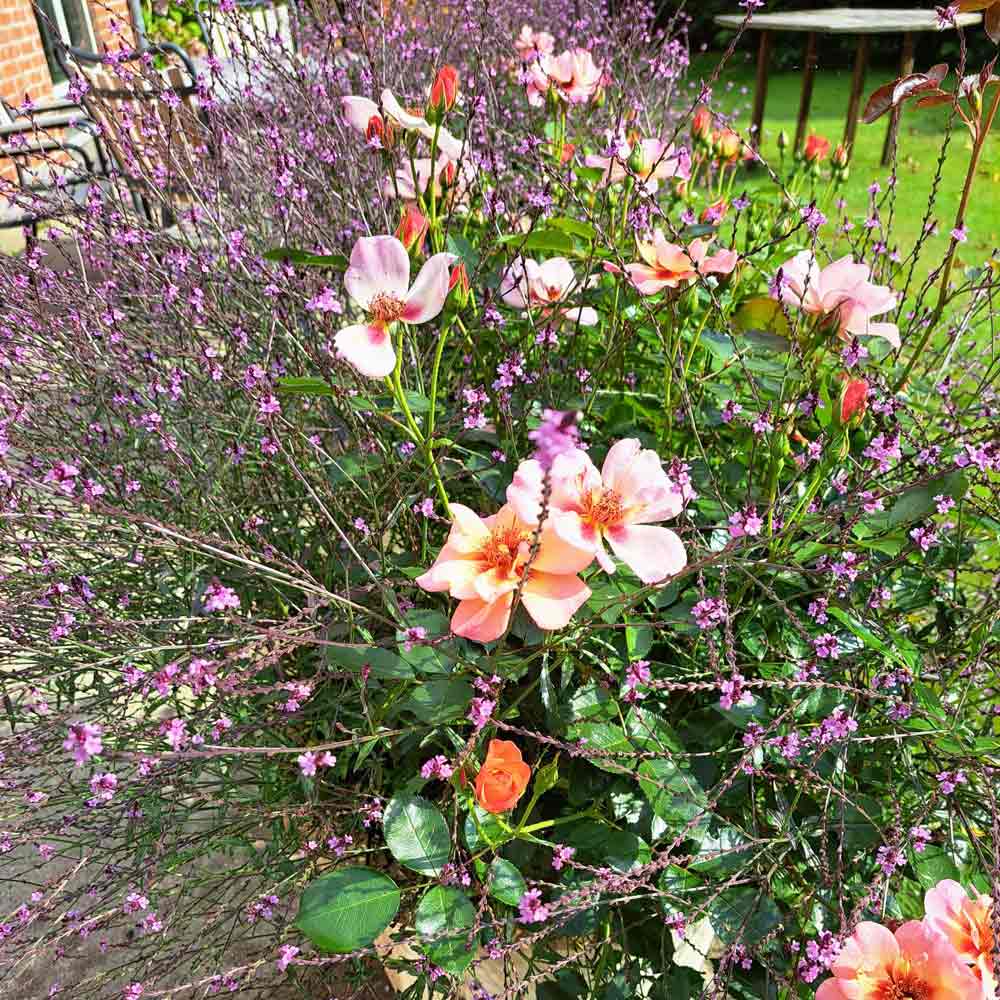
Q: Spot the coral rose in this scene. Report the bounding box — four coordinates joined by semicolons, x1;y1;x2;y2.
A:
475;740;531;813
816;920;982;1000
415;503;593;644
924;879;997;998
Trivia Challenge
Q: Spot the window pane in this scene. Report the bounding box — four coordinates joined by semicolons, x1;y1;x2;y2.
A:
33;0;67;85
62;0;94;50
33;0;96;86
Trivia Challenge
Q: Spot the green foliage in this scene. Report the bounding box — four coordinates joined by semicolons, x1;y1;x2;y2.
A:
295;868;400;953
383;794;452;876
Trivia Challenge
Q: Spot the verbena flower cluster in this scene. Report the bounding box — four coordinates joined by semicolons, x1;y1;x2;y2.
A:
1;0;999;997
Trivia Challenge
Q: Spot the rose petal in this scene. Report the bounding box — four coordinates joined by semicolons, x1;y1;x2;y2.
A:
520;571;590;630
605;523;687;584
334;323;396;378
381;88;428;129
401;252;457;324
341;95;380;133
451;594;513;643
344;235;410;309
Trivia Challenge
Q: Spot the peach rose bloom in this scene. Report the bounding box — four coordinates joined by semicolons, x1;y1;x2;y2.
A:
526;48;607;107
625;230;737;296
500;256;597;327
416;503;593;644
816;920;983;1000
475;740;531;813
514;25;555;62
584;136;690;194
925;879;997;998
776;251;900;349
508;439;687;585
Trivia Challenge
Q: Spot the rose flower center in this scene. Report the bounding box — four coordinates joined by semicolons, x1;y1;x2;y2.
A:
368;293;406;325
581;488;625;529
478;524;531;578
875;974;931;1000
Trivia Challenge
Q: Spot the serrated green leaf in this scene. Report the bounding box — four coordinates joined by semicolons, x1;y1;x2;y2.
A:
295;867;399;953
414;886;477;974
383;794;451;876
488;859;526;906
399;677;473;723
265;247;348;269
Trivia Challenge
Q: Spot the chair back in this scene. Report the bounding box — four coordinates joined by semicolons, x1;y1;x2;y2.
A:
79;55;204;199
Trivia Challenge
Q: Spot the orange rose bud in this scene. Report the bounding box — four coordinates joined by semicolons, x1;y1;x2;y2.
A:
449;261;469;293
474;740;531;814
395;204;428;253
430;64;460;113
803;133;831;163
832;142;849;168
838;377;869;426
692;104;712;142
366;114;385;145
715;127;741;162
560;141;575;165
448;262;470;306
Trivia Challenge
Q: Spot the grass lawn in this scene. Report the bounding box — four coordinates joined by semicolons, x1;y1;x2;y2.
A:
690;50;1000;281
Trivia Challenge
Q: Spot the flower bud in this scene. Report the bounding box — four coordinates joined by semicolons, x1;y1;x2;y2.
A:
777;129;790;151
803;134;831;164
365;113;396;151
832;143;849;169
837;377;869;427
448;261;471;307
692;105;712;143
715;128;741;162
429;64;459;114
394;204;428;254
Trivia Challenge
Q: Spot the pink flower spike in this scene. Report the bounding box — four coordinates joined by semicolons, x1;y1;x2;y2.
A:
335;236;456;379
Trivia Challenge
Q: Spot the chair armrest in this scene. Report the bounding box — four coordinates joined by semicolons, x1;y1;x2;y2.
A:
16;96;86;116
0;111;91;137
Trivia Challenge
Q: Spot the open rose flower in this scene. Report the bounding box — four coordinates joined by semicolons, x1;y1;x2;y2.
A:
515;25;555;62
500;256;597;326
416;503;593;643
475;740;531;813
508;439;687;585
342;89;464;159
584;135;691;194
925;880;997;998
816;920;982;1000
624;230;738;296
334;235;455;378
776;251;900;348
526;48;608;107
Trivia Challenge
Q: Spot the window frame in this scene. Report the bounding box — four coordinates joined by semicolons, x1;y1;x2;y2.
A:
35;0;99;94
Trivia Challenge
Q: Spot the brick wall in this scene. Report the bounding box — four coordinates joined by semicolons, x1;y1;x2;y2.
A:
0;0;135;106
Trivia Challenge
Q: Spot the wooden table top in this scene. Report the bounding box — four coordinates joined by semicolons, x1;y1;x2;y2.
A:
715;7;982;34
